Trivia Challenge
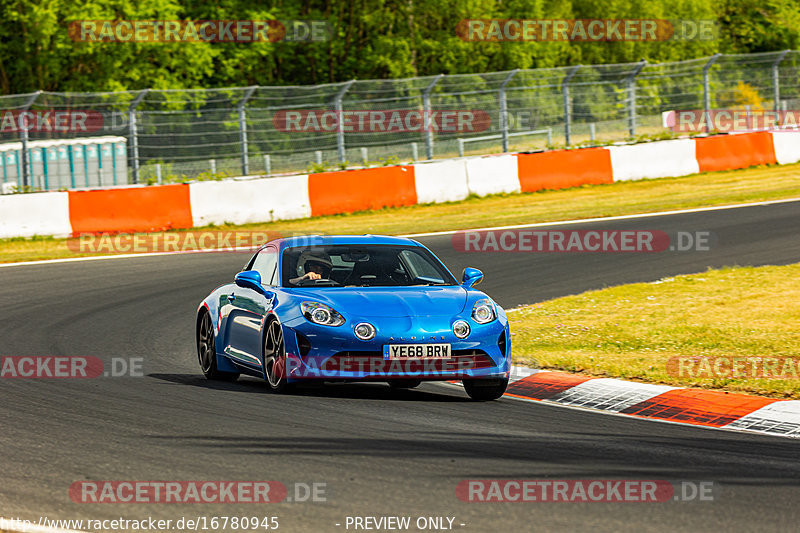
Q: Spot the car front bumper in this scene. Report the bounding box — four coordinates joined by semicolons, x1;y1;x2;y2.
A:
282;313;511;382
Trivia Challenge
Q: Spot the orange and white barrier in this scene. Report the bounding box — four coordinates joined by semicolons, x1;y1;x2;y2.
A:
770;131;800;165
413;159;470;203
517;147;612;191
308;165;417;217
189;174;311;226
0;191;72;238
695;131;777;172
606;138;698;181
2;130;800;239
67;184;193;235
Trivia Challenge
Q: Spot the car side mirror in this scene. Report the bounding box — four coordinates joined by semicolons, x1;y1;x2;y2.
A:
462;267;484;288
235;270;263;292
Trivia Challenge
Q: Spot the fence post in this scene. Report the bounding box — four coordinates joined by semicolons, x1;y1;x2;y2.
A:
772;50;790;118
627;60;647;138
499;69;519;152
128;89;149;184
19;91;41;189
96;144;102;187
238;86;258;176
111;142;117;185
423;74;444;159
67;145;75;188
263;154;271;176
41;147;49;191
702;54;722;133
82;145;89;187
334;80;355;163
562;66;581;146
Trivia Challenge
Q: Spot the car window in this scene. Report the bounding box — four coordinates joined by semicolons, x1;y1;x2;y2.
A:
399;250;446;284
281;244;456;287
251;247;278;286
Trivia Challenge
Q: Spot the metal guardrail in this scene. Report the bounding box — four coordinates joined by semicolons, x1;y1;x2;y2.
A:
1;50;798;191
457;128;552;157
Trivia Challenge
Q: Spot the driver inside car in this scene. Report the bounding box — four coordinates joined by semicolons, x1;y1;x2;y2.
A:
289;250;333;285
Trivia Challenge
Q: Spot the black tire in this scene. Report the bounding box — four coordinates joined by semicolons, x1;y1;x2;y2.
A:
263;319;293;393
463;378;508;401
197;311;239;381
388;379;423;389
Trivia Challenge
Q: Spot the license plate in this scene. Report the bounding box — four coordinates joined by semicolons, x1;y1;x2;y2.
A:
383;343;451;359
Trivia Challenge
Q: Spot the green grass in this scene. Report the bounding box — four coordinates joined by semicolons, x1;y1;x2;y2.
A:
2;159;800;263
508;264;800;398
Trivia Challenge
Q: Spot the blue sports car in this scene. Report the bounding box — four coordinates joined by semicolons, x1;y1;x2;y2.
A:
196;235;510;400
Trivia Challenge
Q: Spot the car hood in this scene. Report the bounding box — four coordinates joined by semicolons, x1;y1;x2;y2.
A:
290;286;469;318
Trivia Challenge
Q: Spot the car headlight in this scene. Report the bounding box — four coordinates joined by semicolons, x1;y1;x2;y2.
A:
354;322;376;340
471;299;496;324
301;301;345;326
453;319;471;339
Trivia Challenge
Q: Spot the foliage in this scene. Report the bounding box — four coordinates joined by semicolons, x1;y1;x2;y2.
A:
0;0;798;94
727;81;765;110
306;160;332;173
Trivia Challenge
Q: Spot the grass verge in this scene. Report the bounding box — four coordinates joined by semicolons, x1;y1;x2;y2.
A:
2;160;800;263
508;263;800;398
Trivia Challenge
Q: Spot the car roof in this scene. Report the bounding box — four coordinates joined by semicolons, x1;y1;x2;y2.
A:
266;234;422;252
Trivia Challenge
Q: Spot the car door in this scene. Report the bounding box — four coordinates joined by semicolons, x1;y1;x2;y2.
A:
224;246;279;369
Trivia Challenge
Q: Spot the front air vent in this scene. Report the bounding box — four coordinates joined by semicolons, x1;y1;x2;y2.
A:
296;332;312;357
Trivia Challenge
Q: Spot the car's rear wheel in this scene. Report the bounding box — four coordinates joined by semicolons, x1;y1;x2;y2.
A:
463;378;508;401
197;311;239;381
263;319;292;393
388;379;422;389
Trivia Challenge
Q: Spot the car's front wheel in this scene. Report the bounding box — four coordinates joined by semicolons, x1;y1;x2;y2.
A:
197;311;239;382
263;319;292;393
463;378;508;401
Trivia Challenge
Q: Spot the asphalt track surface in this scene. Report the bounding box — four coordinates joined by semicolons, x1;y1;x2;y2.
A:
2;200;800;532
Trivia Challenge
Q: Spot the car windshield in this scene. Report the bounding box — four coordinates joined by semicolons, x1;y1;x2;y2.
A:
282;244;458;287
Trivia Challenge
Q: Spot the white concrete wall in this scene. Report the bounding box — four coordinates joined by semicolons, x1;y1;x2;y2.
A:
606;139;699;181
465;154;520;196
413;159;469;203
189;175;311;226
0;192;72;238
771;131;800;165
